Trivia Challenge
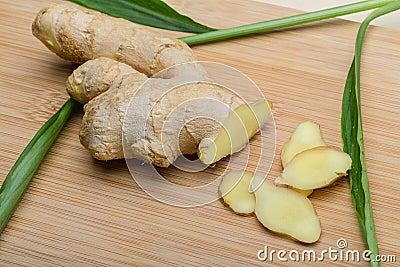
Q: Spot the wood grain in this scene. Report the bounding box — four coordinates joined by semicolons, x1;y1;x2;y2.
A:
1;0;399;266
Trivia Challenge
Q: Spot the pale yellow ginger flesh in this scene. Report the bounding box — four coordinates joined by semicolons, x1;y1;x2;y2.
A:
198;100;272;165
277;146;352;190
281;121;326;168
290;187;314;197
219;171;256;215
254;180;321;243
219;122;350;243
219;171;321;243
281;121;326;196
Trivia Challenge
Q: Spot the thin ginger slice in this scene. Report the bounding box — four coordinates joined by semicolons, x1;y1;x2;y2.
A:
219;171;256;215
198;100;272;165
277;146;352;190
254;180;321;243
281;121;326;168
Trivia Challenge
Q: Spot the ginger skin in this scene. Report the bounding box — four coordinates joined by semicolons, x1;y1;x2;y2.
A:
32;3;196;76
66;57;144;105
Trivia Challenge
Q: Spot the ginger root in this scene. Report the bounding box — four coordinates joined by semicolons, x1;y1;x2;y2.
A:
67;58;270;167
69;58;241;166
33;4;273;167
67;56;146;105
32;3;197;77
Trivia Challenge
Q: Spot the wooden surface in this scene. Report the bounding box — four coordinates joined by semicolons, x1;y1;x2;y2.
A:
1;0;399;266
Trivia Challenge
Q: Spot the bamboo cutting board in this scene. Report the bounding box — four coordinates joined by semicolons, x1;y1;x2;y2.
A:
0;0;399;266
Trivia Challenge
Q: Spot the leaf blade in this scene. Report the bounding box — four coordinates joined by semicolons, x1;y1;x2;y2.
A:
0;99;80;234
68;0;215;33
341;59;367;239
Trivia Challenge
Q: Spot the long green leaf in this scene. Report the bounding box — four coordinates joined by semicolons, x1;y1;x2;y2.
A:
0;99;80;233
341;1;400;266
68;0;215;33
342;60;367;237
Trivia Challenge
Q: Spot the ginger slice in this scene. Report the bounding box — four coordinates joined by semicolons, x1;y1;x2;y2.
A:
219;171;256;215
277;146;352;190
254;180;321;243
198;100;272;165
281;121;325;168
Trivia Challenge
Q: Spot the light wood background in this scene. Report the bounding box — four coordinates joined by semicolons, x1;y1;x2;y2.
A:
0;0;399;266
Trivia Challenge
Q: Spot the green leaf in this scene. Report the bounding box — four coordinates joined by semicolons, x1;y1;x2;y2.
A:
68;0;215;33
342;59;367;238
0;99;80;233
341;1;400;266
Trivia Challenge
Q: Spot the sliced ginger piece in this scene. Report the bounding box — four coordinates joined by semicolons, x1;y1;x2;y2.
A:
281;121;326;168
219;171;256;215
281;121;326;196
199;100;272;165
254;180;321;243
277;146;352;190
